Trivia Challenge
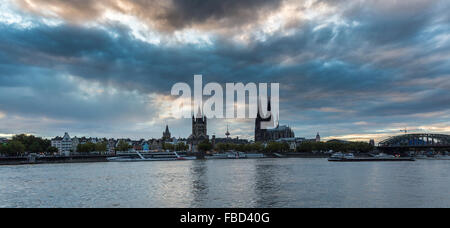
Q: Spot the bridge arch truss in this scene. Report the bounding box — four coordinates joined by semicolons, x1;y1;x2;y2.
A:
379;134;450;148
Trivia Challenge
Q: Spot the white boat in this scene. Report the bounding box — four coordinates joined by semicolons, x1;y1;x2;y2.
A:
207;152;265;159
206;153;229;159
374;153;395;159
329;152;415;162
227;151;247;159
331;152;354;159
330;152;344;159
246;153;266;159
107;151;196;162
344;153;355;158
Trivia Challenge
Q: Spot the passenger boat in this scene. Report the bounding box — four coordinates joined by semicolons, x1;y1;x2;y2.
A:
329;152;354;160
245;153;266;159
226;151;265;159
206;151;266;159
227;151;247;159
107;151;197;162
329;152;415;162
374;153;395;158
206;153;229;159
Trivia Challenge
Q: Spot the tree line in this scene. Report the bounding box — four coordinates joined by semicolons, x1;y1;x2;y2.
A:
213;142;291;153
162;142;190;151
296;141;374;153
76;142;107;154
196;140;374;154
0;134;57;156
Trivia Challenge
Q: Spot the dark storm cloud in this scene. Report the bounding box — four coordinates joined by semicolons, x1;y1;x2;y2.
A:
163;0;282;30
362;89;450;117
337;0;438;44
0;25;161;127
15;0;283;31
1;0;450;139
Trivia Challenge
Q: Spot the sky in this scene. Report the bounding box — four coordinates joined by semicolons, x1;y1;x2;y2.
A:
0;0;449;142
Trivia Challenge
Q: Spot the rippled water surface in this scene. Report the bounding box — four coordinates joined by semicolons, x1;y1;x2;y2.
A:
0;158;449;208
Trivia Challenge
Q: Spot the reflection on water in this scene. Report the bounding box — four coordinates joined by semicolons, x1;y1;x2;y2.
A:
0;159;449;208
254;160;282;207
190;161;208;206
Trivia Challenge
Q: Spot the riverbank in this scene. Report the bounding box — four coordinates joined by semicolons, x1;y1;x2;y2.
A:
0;152;364;166
0;153;332;165
0;155;109;166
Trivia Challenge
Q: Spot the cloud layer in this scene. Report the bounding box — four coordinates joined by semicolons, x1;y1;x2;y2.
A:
0;0;449;141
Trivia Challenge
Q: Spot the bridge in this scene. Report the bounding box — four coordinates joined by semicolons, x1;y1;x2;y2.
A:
378;133;450;152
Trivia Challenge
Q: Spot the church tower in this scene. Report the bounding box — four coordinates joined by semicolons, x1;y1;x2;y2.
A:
188;107;209;152
192;107;207;138
255;98;272;142
255;98;295;142
162;125;171;141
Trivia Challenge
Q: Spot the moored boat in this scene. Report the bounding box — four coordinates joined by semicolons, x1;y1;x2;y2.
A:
206;151;266;159
329;152;415;162
107;151;196;162
227;151;247;159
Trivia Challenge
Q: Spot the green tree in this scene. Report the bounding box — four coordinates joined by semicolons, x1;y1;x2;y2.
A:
215;143;227;152
197;140;213;152
12;134;50;153
7;141;26;156
266;142;280;153
163;143;175;151
253;143;264;152
297;142;313;152
175;143;188;151
0;143;9;155
116;140;131;152
77;142;96;154
29;141;42;153
95;142;107;153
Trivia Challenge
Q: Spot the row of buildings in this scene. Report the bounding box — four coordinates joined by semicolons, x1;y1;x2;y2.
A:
186;100;321;152
51;126;187;156
50;100;327;155
186;109;250;152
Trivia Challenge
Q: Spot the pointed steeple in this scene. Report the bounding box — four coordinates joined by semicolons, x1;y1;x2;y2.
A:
277;113;280;127
196;106;202;118
256;98;262;118
163;125;171;141
257;97;272;119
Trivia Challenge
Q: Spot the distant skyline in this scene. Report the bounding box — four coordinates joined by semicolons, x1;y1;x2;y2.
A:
0;0;449;142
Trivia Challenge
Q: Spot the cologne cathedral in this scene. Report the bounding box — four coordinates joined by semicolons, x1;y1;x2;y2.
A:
255;100;295;142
